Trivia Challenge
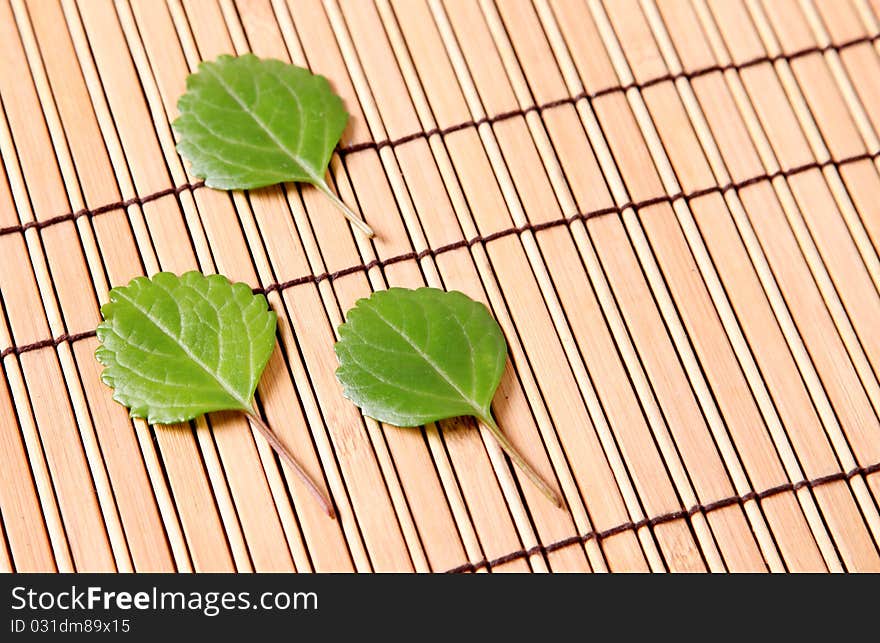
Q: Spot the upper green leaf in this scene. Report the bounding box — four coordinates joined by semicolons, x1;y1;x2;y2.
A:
96;271;277;425
334;287;507;427
173;54;348;191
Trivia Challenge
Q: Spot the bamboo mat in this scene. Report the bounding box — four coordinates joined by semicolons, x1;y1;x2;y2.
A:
1;0;880;573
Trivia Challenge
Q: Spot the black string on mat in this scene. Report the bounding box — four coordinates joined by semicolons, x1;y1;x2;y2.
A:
445;462;880;573
0;181;206;236
336;34;879;154
0;34;876;240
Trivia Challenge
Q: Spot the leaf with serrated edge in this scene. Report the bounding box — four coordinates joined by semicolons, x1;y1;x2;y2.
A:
173;54;372;236
96;271;334;517
335;287;562;507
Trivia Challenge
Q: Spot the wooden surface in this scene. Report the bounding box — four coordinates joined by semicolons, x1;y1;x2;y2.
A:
1;0;880;572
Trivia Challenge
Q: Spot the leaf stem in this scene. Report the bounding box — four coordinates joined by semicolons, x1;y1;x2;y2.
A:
244;410;336;518
478;414;564;509
315;180;375;238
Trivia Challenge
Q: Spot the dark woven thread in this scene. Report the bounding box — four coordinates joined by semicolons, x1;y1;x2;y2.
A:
445;462;880;573
0;330;98;359
335;35;878;155
2;150;876;359
254;149;873;295
0;34;874;240
0;181;207;236
252;150;874;292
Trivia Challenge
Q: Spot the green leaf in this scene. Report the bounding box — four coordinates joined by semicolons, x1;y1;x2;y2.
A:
96;271;275;424
96;271;334;517
173;54;372;236
335;287;562;507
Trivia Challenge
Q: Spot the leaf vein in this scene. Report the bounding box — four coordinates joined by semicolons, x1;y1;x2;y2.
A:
361;301;483;414
114;287;248;409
